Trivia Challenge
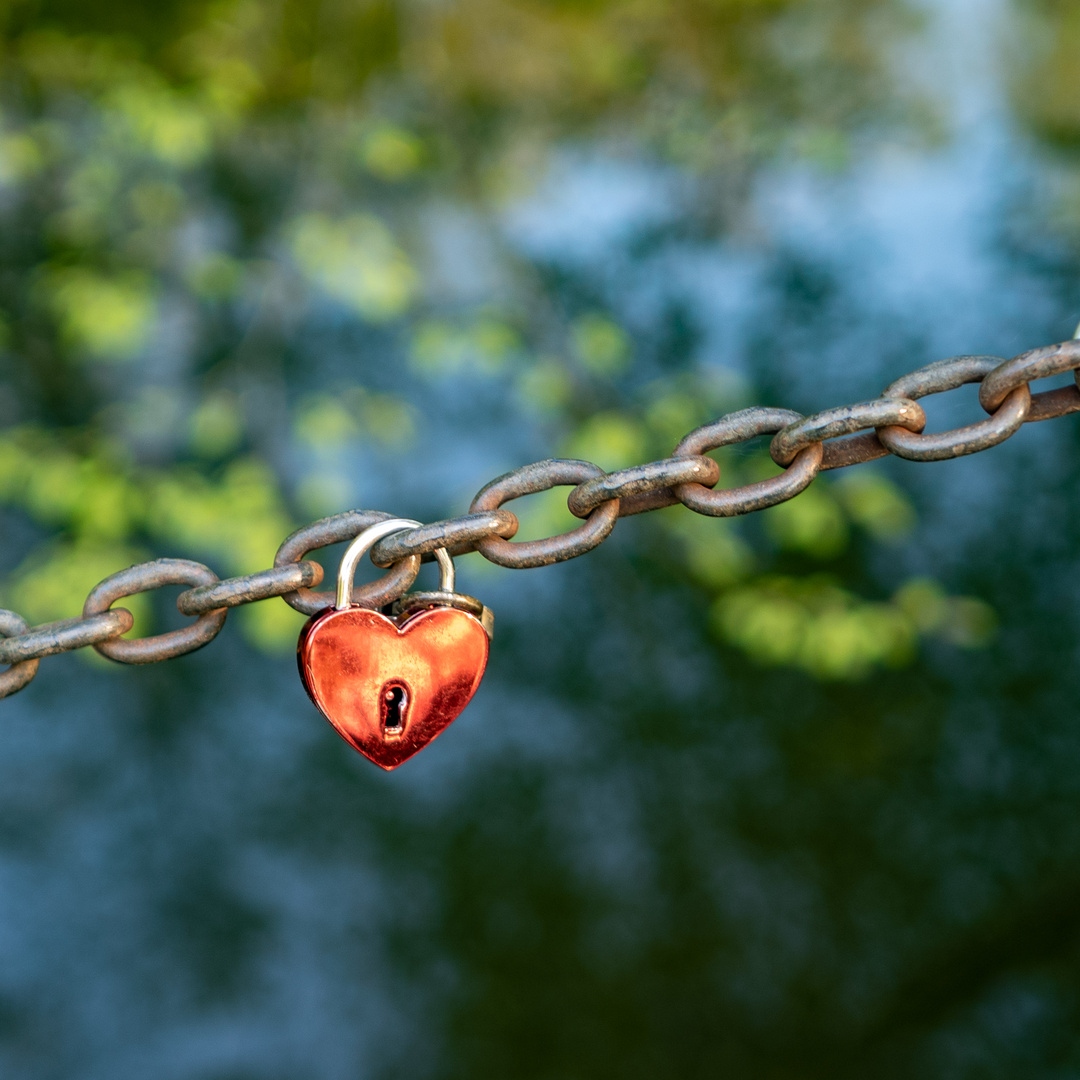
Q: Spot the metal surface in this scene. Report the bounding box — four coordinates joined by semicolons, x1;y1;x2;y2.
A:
878;355;1031;461
83;559;228;664
672;408;824;516
819;431;891;470
391;591;495;641
305;522;493;767
1026;384;1080;423
770;398;927;467
335;519;454;610
470;459;620;568
0;610;39;699
567;456;720;518
0;610;134;664
3;335;1080;698
274;510;421;615
177;562;323;616
369;511;519;566
298;605;490;770
978;340;1080;412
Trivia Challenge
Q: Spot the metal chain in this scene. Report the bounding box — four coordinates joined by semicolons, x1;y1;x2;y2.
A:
2;337;1078;699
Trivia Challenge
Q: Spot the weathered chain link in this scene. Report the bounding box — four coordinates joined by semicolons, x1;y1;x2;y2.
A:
0;611;40;698
470;459;620;567
83;559;228;664
877;355;1031;461
674;407;823;516
2;336;1079;699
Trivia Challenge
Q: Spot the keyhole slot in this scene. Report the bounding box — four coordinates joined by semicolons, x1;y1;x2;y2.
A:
380;681;409;738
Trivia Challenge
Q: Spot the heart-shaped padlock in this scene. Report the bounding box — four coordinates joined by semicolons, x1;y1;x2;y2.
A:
297;518;493;770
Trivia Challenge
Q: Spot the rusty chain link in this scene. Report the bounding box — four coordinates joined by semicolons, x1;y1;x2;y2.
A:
1;335;1078;699
470;459;621;568
877;355;1031;461
675;407;824;516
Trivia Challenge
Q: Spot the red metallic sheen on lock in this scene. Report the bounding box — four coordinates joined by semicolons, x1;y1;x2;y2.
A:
297;605;489;770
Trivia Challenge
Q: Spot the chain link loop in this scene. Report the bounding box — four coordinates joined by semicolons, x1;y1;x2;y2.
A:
0;610;134;665
770;398;926;467
470;459;620;568
0;610;39;699
83;559;227;664
1026;384;1080;423
673;407;824;515
369;510;519;566
176;562;323;616
878;355;1031;461
979;340;1080;413
567;456;720;519
274;510;421;615
1;335;1078;698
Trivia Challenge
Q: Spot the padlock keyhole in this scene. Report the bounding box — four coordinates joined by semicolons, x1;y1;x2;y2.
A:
380;681;409;738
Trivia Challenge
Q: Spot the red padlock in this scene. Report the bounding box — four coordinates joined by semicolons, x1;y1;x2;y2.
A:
298;518;493;770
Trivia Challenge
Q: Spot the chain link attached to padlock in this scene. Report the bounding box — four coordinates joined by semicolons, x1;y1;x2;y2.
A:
331;517;494;638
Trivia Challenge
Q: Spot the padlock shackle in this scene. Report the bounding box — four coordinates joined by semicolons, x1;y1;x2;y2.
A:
335;518;455;610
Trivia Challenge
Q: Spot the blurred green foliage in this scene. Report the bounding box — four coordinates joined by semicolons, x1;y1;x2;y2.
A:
0;0;998;677
0;426;301;648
